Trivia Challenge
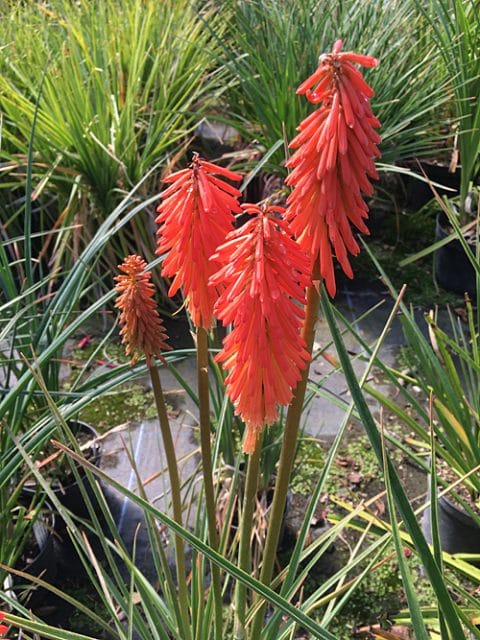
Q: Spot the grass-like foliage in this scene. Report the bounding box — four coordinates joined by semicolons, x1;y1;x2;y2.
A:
0;0;227;259
221;0;448;169
413;0;480;222
1;3;479;639
363;237;480;507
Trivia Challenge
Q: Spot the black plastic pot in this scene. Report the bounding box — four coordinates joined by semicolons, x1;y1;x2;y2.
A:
401;162;460;210
423;483;480;559
24;420;102;519
264;487;292;550
12;501;57;609
51;420;102;518
227;484;293;555
434;212;477;298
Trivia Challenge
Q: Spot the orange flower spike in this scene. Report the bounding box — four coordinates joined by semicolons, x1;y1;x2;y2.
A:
114;255;171;366
286;39;381;296
211;204;311;454
156;153;242;329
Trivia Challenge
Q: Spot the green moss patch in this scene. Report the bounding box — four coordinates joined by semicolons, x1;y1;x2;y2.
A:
78;383;157;432
291;434;382;499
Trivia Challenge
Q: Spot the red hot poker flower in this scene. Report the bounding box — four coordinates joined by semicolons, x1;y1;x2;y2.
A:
114;255;171;366
285;39;381;296
210;203;311;454
156;153;242;329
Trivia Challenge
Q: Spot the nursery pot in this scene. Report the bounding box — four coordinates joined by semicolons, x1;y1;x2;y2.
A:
52;420;102;518
12;500;57;609
228;484;293;550
401;161;460;210
423;481;480;559
25;420;102;519
434;212;477;298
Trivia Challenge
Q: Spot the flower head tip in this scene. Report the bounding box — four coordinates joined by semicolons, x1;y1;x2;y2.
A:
286;40;381;296
114;255;171;366
211;203;311;453
156;153;242;329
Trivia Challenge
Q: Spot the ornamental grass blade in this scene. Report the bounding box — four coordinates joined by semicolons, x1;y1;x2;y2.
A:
380;423;430;640
320;286;468;639
52;439;337;640
0;562;114;637
428;398;450;639
3;614;98;640
264;279;408;639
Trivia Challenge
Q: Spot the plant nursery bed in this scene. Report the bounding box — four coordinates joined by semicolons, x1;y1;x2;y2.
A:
286;421;430;638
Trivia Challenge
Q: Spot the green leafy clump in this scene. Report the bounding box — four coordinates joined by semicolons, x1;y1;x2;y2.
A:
64;578;112;637
290;437;326;496
330;552;437;639
0;0;227;272
222;0;448;169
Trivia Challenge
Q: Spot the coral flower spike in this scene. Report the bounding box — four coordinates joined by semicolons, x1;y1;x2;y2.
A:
115;255;171;365
211;203;311;454
286;39;381;296
156;153;242;329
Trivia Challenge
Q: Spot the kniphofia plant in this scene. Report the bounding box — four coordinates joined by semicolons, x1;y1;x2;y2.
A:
156;154;242;638
250;40;381;638
114;255;190;640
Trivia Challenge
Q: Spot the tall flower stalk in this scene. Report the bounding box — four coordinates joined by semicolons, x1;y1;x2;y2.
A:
234;430;263;639
250;41;381;638
156;154;242;639
249;276;320;640
114;255;191;640
210;203;311;637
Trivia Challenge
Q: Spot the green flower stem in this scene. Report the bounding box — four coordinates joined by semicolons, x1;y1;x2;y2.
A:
249;281;320;639
149;363;191;640
197;326;223;640
234;431;263;640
